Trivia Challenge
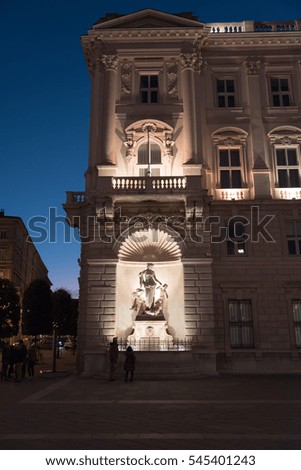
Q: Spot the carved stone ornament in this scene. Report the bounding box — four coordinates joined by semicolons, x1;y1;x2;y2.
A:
101;54;118;71
180;53;199;71
124;133;137;161
142;122;157;134
245;57;261;75
166;63;178;99
120;62;132;98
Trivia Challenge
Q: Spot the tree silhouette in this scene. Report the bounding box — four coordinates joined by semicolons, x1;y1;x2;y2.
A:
52;289;73;336
22;279;52;336
0;278;20;338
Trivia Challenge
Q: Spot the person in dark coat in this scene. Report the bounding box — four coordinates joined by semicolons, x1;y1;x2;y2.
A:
27;344;37;379
124;345;136;382
1;341;11;380
15;340;27;382
108;337;119;381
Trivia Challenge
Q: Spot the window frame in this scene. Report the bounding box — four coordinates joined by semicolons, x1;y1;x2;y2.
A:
274;145;300;188
286;220;301;256
215;76;237;108
217;146;244;189
226;217;249;257
139;73;159;104
228;299;254;349
268;75;293;107
136;139;162;176
292;300;301;347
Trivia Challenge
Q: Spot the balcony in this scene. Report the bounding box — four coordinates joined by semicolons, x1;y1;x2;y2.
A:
65;175;203;206
214;188;250;201
273;188;301;200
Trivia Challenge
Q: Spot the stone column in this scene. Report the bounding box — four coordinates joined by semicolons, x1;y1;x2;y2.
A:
180;53;199;164
245;57;271;198
101;54;118;165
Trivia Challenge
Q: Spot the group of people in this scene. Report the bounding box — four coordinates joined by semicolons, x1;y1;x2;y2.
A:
1;339;37;382
108;337;136;383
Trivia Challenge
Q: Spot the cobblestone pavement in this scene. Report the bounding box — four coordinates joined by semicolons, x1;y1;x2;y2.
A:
1;349;301;450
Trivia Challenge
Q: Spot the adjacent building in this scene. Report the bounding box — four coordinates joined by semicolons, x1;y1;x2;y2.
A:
0;210;50;297
64;9;301;375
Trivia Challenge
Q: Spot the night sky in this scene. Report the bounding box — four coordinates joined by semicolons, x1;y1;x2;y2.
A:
0;0;300;296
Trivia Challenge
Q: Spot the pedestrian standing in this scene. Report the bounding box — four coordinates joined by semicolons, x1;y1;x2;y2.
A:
27;344;37;379
124;345;136;382
108;337;119;381
1;341;11;380
15;340;27;382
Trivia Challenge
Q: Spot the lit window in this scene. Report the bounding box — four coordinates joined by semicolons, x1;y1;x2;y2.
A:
229;300;254;348
292;300;301;347
219;148;242;188
286;220;301;255
216;79;236;108
226;218;248;256
137;142;161;176
275;148;300;188
140;75;158;103
270;77;291;107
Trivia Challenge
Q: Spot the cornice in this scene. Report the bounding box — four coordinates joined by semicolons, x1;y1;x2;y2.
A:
204;34;301;50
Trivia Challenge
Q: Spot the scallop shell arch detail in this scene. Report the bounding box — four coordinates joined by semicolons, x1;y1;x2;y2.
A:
118;228;182;262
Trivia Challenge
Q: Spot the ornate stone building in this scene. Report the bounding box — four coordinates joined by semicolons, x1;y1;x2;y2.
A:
64;9;301;376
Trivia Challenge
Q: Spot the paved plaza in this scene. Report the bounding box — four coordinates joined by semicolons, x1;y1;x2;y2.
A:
1;350;301;450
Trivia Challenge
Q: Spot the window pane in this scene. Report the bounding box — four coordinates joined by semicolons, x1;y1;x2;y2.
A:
299;240;301;255
217;80;225;92
218;96;225;107
221;170;230;188
288;240;297;254
273;95;280;107
289;169;300;187
227;95;235;107
232;170;242;188
226;80;235;92
219;150;229;166
150;76;158;87
276;149;286;166
140;76;149;88
141;91;148;103
287;149;297;166
237;242;246;255
278;169;288;187
270;78;279;91
293;301;301;321
282;94;290;106
280;79;289;91
150;143;161;164
230;150;240;166
137;143;148;164
150;91;158;103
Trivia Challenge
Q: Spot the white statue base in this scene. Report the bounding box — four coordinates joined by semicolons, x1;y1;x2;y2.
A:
128;320;173;350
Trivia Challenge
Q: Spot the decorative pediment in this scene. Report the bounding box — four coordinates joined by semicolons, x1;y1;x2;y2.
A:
267;126;301;145
93;9;204;30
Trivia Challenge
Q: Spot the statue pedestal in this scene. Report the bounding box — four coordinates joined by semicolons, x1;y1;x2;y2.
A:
128;320;173;350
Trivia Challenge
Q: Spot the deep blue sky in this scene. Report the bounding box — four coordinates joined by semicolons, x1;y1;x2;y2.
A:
0;1;300;296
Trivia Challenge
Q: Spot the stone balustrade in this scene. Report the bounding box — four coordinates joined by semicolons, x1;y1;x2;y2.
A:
208;20;300;33
214;188;250;201
112;176;188;191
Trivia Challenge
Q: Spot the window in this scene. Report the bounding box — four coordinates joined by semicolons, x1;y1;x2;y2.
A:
140;75;158;103
0;231;6;239
226;219;248;256
286;220;301;255
229;300;254;348
216;79;236;108
0;249;6;261
137;142;161;176
275;148;300;188
292;300;301;347
219;148;242;188
270;77;291;107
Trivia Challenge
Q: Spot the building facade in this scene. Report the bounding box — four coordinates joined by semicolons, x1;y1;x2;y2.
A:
0;211;50;297
64;9;301;375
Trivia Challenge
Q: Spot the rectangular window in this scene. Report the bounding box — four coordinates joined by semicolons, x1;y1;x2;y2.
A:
0;249;6;261
219;148;242;188
226;219;247;256
286;220;301;255
217;79;236;108
229;300;254;348
292;301;301;347
276;148;300;188
0;231;6;239
270;77;291;107
140;75;158;103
